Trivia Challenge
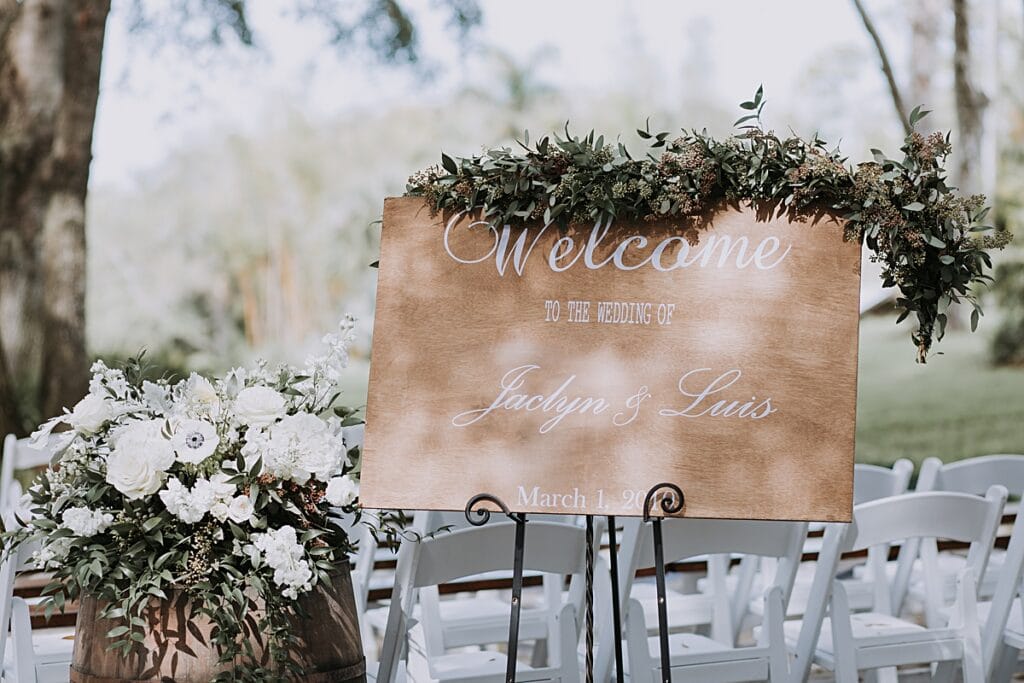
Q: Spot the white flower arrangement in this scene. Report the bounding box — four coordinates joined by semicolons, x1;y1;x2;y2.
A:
7;316;371;680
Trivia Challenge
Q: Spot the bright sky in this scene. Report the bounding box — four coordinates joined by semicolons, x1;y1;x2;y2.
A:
91;0;902;188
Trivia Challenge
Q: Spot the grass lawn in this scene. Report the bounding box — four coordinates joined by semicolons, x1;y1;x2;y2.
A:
855;315;1024;467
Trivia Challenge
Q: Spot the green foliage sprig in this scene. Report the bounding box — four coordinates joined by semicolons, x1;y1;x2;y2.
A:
406;89;1012;362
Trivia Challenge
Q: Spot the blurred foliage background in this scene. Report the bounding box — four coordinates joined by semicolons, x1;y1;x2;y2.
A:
2;0;1022;463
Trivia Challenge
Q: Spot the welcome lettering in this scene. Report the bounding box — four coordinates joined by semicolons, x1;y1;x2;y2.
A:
443;213;792;276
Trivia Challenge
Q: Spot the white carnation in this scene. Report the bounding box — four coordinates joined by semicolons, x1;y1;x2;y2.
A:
61;506;114;537
159;472;237;524
142;381;171;412
160;478;209;523
233;387;286;427
246;525;313;599
324;475;358;508
256;412;345;484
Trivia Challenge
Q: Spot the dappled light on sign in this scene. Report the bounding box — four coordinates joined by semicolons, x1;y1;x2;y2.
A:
361;197;862;520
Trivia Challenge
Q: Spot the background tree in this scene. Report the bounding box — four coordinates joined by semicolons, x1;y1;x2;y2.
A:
0;0;481;437
851;0;998;195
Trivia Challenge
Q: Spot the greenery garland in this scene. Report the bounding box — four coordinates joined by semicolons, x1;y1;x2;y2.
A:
406;88;1011;362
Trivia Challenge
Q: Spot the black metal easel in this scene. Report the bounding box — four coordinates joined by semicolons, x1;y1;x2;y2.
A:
463;490;686;683
465;493;526;683
643;482;686;683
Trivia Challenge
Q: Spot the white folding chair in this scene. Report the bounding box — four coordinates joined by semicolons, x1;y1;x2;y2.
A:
597;517;806;683
772;460;916;621
373;519;587;683
363;510;583;667
853;460;915;506
0;507;74;683
1;435;54;517
788;487;1007;683
894;454;1024;623
969;499;1024;681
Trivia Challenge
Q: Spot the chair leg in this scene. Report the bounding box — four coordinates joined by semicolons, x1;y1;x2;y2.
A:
829;583;859;683
992;644;1020;683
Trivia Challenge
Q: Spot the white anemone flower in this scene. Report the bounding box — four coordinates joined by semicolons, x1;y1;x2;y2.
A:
171;419;220;464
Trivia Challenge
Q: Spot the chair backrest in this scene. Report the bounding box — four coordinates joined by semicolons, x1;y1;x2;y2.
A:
892;454;1024;611
791;488;1007;683
1;435;53;518
377;515;590;683
628;517;808;570
844;488;1007;554
853;459;914;504
593;516;806;683
918;454;1024;496
412;521;586;587
411;509;589;653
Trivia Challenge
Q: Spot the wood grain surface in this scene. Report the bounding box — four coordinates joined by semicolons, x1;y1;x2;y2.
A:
361;197;861;521
69;568;365;682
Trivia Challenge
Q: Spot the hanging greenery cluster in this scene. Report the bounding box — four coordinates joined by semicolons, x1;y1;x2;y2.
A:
406;88;1011;362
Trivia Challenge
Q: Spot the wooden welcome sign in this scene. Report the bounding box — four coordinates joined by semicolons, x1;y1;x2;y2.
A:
360;197;861;520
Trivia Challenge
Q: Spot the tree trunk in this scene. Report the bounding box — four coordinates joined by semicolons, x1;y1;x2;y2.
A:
952;0;990;194
0;0;108;435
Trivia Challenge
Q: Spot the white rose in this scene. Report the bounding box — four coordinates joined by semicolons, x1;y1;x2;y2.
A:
233;387;286;427
68;394;112;434
171;419;220;464
106;449;163;499
227;496;254;524
110;420;176;472
324;475;358;507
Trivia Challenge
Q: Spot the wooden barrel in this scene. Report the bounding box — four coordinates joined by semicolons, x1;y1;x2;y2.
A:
69;566;366;682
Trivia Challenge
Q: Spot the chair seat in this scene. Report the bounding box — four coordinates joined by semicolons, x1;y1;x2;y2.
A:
783;612;951;655
26;626;75;664
632;583;715;630
364;597;552;647
972;600;1024;649
750;563;877;618
422;648;564;683
1;626;74;683
857;550;1004;604
636;632;775;665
